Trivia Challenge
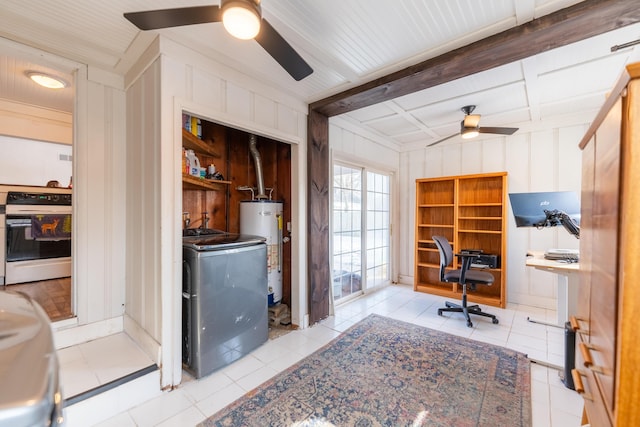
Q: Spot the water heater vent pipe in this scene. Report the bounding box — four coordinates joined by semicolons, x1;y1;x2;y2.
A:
249;134;268;199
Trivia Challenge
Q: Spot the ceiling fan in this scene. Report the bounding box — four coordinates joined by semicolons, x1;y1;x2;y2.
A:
427;105;519;147
123;0;313;81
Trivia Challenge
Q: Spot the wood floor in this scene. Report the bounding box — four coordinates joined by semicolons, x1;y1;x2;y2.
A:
3;277;73;322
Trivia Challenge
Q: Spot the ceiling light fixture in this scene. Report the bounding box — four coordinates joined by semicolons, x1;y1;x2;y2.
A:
26;71;68;89
461;126;479;139
221;0;262;40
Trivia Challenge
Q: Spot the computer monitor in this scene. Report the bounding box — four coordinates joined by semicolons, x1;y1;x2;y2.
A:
508;191;581;229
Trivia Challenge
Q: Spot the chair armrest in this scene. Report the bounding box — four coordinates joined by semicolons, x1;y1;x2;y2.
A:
454;252;481;283
454;252;481;261
460;249;483;255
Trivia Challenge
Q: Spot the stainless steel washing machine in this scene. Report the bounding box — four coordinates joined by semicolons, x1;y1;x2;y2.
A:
182;231;267;378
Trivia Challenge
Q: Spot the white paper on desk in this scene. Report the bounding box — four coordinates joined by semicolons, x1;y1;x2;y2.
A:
544;248;579;260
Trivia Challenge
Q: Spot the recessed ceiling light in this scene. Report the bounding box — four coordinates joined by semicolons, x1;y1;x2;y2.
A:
26;71;68;89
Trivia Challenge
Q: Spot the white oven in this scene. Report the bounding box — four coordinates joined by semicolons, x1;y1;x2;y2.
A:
3;191;72;285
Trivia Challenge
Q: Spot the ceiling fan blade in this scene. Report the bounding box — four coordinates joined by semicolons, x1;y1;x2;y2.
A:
478;126;519;135
124;6;221;30
255;19;313;81
463;114;481;128
427;133;458;147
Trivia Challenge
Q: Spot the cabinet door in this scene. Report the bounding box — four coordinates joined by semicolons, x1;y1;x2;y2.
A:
577;136;612;426
589;97;622;420
616;79;640;426
578;137;594;324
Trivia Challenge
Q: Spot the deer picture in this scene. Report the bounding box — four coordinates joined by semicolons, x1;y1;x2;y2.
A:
41;218;60;235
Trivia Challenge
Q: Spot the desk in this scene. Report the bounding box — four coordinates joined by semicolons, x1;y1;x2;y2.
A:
525;251;580;328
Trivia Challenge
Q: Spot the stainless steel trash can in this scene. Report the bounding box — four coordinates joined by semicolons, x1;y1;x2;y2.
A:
0;290;64;426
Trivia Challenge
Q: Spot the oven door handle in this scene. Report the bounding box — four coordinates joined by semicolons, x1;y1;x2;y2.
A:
6;207;72;215
6;219;32;227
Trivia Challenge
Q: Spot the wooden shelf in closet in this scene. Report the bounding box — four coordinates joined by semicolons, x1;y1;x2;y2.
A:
182;128;221;158
182;174;231;191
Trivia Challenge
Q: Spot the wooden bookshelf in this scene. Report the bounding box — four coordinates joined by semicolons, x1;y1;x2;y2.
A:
414;172;507;307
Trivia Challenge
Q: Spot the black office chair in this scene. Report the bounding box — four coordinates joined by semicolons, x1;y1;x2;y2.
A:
432;235;499;327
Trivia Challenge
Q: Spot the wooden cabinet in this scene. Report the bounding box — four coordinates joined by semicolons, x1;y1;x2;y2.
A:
572;62;640;426
414;172;507;308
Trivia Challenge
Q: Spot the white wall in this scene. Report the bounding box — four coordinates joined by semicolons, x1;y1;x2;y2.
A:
124;36;310;388
329;117;400;167
0;98;72;144
73;65;128;330
0;135;71;186
397;124;586;309
124;55;163;364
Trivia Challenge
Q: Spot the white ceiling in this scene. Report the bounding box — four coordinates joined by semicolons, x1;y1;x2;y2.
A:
0;0;639;151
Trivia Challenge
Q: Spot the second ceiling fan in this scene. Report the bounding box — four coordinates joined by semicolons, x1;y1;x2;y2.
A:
428;105;519;147
123;0;313;81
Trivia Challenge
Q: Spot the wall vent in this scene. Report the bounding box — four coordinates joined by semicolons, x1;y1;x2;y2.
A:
59;154;72;162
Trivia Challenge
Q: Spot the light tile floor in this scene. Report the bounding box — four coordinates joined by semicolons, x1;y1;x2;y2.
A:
58;333;155;398
64;284;584;426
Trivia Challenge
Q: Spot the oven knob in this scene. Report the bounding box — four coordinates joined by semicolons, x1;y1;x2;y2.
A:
51;195;59;202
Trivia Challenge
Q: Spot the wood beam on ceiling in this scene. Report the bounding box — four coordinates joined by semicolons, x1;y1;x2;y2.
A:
310;0;640;117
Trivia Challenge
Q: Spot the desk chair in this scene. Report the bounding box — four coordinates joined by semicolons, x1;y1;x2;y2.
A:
432;235;499;328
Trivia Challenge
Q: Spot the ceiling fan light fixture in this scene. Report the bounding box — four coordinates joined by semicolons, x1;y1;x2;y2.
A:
26;71;68;89
461;126;479;139
222;0;261;40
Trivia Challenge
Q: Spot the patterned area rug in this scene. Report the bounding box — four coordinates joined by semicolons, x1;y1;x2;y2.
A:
200;314;531;427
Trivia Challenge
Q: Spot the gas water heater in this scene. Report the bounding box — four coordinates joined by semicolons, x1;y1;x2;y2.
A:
240;200;283;305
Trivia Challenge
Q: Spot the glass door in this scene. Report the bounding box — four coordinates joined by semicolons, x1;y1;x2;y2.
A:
332;164;362;301
332;163;391;302
366;171;390;288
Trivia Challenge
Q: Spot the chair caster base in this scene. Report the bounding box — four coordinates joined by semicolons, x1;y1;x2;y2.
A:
437;300;499;326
